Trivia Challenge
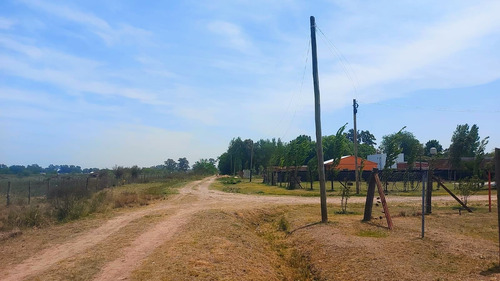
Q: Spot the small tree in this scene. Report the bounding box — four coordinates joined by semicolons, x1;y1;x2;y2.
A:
454;176;482;206
339;178;351;214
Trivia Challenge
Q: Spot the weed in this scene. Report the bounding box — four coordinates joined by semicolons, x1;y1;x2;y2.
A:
357;229;388;238
222;186;241;193
278;216;290;233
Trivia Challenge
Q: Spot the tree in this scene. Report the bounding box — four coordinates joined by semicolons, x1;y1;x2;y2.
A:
113;166;125;179
164;158;178;172
359;130;377;146
192;159;218;175
178;157;190;172
380;127;406;170
217;152;231;175
285;135;314;189
424;140;443;156
346;129;376;146
399;131;422;169
323;124;349;191
130;165;141;179
449;124;481;169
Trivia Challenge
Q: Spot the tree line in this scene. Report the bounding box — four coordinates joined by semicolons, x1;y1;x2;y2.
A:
0;157;218;177
218;123;491;179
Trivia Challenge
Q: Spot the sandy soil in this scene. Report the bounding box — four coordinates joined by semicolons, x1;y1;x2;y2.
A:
0;176;495;280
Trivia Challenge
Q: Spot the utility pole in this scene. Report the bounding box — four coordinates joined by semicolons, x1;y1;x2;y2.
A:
353;99;360;194
249;140;254;182
310;16;328;223
495;148;500;265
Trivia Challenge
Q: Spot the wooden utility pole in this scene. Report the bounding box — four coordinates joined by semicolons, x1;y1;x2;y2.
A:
495;148;500;266
250;140;254;182
310;16;328;223
353;99;360;194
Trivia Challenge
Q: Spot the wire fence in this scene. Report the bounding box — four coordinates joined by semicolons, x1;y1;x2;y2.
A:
0;172;173;206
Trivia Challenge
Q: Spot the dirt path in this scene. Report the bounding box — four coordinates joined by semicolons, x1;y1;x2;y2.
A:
0;177;491;281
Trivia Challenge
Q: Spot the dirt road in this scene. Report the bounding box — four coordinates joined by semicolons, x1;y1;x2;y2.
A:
0;177;491;280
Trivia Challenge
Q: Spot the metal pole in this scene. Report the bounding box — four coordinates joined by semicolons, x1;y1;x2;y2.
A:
422;171;426;238
310;16;328;223
353;99;360;194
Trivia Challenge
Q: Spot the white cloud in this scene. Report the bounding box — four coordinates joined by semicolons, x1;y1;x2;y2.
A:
19;0;152;45
207;20;255;54
0;17;15;29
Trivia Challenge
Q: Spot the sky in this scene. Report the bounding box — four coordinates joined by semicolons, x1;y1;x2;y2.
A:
1;0;499;169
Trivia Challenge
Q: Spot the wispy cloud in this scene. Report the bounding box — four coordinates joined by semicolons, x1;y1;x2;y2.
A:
315;1;500;109
0;17;15;29
207;20;256;54
19;0;152;45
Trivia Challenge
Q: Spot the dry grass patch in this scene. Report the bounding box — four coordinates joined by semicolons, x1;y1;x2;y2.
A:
285;203;498;281
132;208;317;280
27;210;174;281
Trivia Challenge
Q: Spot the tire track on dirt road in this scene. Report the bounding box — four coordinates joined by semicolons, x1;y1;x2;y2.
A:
0;178;209;281
1;176;490;281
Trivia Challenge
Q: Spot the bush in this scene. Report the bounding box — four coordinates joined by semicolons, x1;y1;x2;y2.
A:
220;177;241;185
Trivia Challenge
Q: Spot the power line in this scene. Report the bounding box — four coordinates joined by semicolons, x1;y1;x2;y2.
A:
367;100;500;113
276;38;311;140
316;25;360;95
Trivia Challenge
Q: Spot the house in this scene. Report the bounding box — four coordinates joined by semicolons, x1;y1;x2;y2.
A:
324;155;378;171
367;153;404;169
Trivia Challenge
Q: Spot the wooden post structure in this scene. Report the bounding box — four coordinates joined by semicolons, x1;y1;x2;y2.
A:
488;171;492;213
374;173;393;230
363;170;377;221
86;177;89;190
46;178;50;197
6;181;11;206
353;99;360;194
495;148;500;266
249;140;254;182
421;171;426;238
310;16;328;223
426;168;433;214
433;176;472;213
28;181;31;205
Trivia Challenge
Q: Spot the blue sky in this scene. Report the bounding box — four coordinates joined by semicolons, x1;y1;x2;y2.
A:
1;0;499;168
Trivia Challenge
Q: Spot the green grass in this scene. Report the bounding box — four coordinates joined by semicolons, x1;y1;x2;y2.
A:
356;229;388;238
212;177;496;198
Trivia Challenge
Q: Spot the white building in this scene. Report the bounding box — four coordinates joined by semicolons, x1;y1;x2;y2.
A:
367;153;404;169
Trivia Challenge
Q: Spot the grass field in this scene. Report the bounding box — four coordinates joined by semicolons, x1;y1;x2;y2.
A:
212;176;496;197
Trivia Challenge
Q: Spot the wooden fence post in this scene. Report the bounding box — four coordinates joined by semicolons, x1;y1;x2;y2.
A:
495;148;500;266
28;181;31;205
363;169;377;221
6;181;11;206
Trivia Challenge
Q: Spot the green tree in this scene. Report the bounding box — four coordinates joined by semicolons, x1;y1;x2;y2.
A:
164;158;178;172
192;159;218;175
399;131;422;169
380;127;406;170
178;157;190;172
424;140;443;156
449;124;481;170
359;130;377;146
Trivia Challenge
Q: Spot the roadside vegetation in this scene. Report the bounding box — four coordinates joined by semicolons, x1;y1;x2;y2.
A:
212;176;494;198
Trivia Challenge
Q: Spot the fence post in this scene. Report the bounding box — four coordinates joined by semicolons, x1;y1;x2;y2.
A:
6;181;11;206
422;171;427;238
495;148;500;266
426;169;432;214
28;181;31;205
363;169;377;221
46;178;50;197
